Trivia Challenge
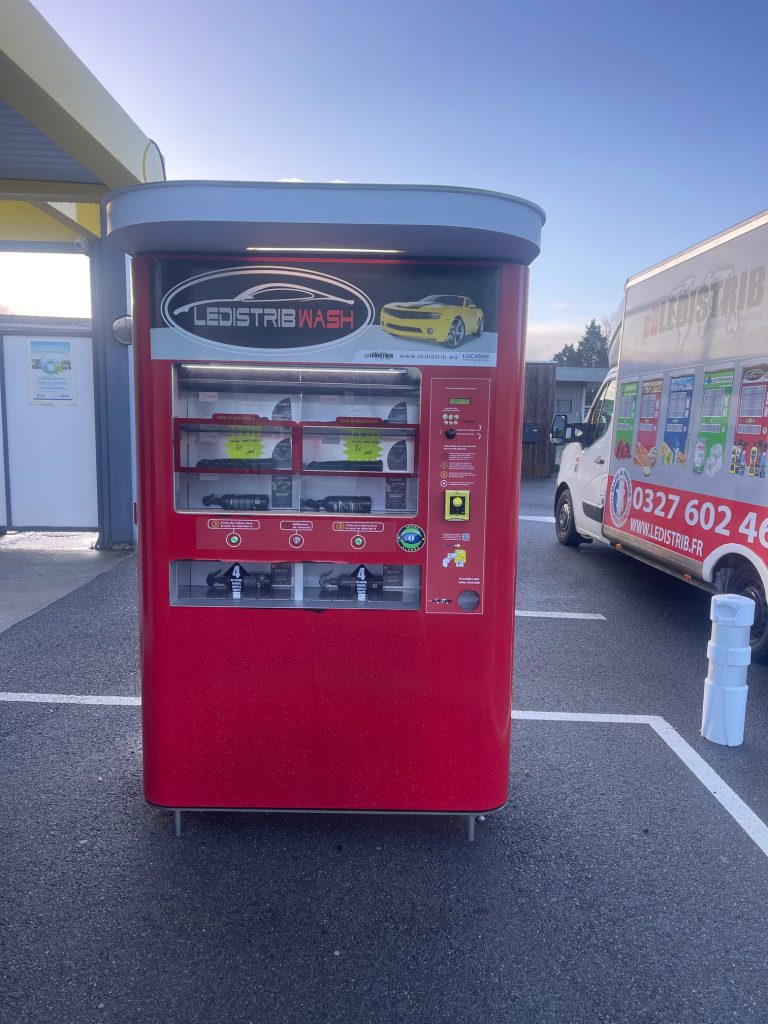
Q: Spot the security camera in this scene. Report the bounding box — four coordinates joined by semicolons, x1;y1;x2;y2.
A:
73;236;90;254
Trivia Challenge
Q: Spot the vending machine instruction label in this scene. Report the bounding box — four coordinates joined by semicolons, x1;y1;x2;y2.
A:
425;378;490;615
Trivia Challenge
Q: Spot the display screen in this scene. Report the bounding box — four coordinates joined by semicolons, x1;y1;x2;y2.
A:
450;398;471;405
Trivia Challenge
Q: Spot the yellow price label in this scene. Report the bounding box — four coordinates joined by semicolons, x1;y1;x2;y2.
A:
225;431;264;459
343;430;382;462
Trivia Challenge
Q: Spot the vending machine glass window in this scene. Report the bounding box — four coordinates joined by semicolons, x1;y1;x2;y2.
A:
170;559;421;610
172;363;420;517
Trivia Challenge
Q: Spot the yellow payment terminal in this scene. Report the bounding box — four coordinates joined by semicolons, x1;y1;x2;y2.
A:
444;489;470;521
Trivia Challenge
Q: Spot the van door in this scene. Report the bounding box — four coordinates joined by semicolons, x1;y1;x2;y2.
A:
574;376;616;537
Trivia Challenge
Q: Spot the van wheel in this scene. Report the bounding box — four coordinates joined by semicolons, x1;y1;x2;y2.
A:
730;564;768;662
555;488;582;547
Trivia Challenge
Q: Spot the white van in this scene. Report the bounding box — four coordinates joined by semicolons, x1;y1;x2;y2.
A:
552;211;768;657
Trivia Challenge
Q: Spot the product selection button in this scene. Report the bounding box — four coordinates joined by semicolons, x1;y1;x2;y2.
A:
289;533;304;549
226;532;242;548
351;535;366;550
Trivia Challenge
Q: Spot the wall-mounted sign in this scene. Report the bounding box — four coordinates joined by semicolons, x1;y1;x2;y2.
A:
28;339;76;405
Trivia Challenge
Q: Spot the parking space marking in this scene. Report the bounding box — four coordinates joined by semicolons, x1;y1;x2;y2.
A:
515;711;649;723
519;515;556;523
515;610;606;620
0;691;141;706
4;692;765;859
513;710;768;859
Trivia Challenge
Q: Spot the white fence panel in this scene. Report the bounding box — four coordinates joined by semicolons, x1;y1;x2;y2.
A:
3;334;97;528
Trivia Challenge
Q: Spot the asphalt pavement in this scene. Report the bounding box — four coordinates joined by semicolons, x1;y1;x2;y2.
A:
0;530;128;633
516;478;768;821
3;478;768;1024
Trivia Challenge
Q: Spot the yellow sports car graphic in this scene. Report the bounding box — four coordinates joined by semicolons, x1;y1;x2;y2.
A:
380;295;484;348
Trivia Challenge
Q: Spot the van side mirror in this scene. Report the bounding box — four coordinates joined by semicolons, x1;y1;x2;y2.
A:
550;414;592;446
550;413;568;445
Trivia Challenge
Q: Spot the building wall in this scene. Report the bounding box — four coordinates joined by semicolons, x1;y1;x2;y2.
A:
554;382;584;418
521;362;556;478
554;367;609;421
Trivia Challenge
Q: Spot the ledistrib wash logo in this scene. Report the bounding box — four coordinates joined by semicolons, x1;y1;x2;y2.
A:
161;266;375;350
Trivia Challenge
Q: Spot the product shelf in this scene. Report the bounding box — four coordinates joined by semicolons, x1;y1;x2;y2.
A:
177;466;293;476
174;586;296;608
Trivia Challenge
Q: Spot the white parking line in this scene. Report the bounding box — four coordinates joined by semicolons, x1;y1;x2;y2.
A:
0;691;141;706
513;710;768;859
519;515;556;523
4;691;765;859
514;711;650;723
515;610;606;620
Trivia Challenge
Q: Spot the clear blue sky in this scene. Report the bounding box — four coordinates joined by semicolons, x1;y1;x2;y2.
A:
18;0;768;357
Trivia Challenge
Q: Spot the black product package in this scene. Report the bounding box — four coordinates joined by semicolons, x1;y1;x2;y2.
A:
271;475;293;509
382;565;403;588
271;562;292;587
385;477;407;511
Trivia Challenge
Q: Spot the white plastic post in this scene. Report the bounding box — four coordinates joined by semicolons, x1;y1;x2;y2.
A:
701;594;755;746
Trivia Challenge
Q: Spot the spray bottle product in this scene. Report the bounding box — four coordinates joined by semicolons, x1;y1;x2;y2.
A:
202;493;269;511
302;496;372;513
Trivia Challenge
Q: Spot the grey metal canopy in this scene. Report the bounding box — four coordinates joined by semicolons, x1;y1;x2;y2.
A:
105;181;545;264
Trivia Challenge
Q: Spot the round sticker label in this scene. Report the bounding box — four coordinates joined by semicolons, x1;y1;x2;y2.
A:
397;524;426;552
609;468;632;527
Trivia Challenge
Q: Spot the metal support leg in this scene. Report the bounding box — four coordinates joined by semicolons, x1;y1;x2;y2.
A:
466;814;476;842
173;810;182;837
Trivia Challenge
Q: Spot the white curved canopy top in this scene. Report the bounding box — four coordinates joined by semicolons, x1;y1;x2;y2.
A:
105;181;545;264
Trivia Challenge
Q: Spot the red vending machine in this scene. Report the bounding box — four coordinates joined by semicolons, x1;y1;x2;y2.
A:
106;182;544;838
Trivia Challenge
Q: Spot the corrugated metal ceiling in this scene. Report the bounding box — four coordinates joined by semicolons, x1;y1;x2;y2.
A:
0;98;101;184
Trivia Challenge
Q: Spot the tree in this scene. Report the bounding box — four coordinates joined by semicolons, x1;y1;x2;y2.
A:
552;341;579;366
598;314;613;346
553;319;609;367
